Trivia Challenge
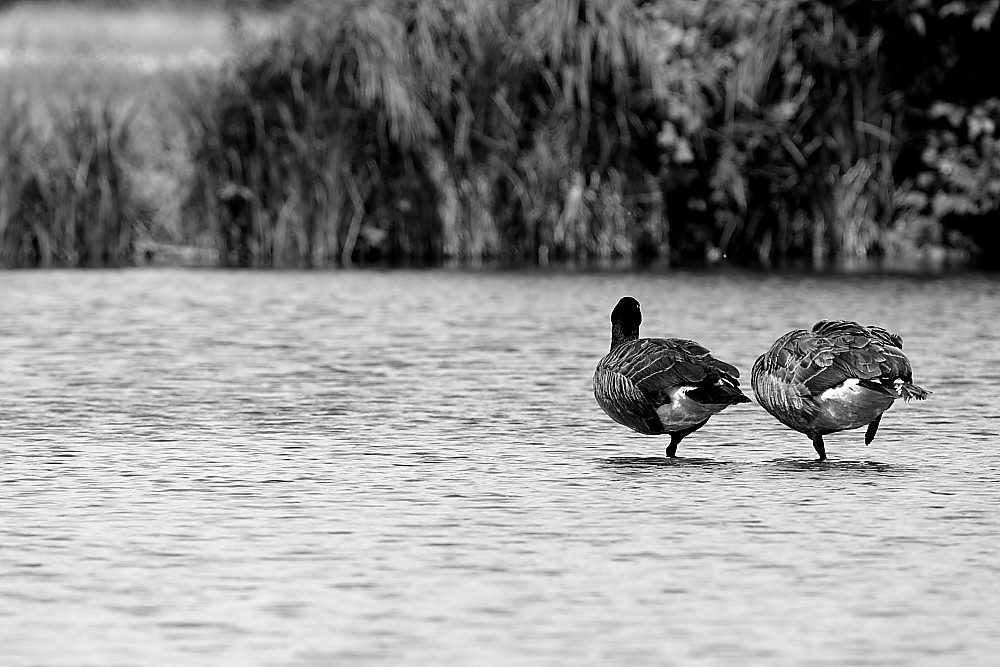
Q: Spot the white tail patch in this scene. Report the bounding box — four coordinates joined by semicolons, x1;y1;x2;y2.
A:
655;386;727;431
819;378;861;401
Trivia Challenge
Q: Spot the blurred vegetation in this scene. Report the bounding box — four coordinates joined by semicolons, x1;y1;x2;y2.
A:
1;0;998;268
0;95;147;266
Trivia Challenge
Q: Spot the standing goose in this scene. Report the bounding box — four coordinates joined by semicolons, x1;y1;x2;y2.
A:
752;320;930;460
594;297;751;457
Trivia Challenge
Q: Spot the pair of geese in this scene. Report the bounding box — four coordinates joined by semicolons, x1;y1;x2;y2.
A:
594;296;930;460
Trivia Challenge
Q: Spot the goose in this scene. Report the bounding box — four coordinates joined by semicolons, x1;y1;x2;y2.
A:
752;319;930;460
594;296;751;457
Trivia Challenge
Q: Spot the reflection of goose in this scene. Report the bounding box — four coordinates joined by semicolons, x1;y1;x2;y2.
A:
594;297;750;457
752;320;930;461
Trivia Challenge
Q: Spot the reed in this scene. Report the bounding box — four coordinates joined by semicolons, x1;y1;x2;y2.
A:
4;0;990;269
0;94;147;267
186;0;671;267
0;1;247;268
184;1;439;267
701;0;900;268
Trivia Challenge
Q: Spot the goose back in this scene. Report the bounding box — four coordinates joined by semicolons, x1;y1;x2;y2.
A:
752;319;919;435
595;337;745;435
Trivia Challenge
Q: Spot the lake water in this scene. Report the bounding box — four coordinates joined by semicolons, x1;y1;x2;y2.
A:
2;268;999;666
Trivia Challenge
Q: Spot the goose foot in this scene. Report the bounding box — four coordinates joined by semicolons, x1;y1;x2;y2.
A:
812;434;827;461
664;420;709;458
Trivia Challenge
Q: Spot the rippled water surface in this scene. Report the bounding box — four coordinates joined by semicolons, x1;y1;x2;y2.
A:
2;269;999;665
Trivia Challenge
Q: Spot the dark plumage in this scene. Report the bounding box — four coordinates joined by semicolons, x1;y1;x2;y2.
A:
752;319;930;460
594;297;751;457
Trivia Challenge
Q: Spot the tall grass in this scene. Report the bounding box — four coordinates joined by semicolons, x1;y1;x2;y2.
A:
0;1;269;268
4;0;990;269
511;0;668;264
0;95;147;267
702;0;899;267
184;2;438;267
186;0;671;267
188;0;933;268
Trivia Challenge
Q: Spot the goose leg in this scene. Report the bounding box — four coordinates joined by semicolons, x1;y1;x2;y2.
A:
812;434;827;461
665;420;709;458
665;435;681;458
865;415;882;445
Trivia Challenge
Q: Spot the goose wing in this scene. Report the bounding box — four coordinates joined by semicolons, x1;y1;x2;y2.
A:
595;338;742;433
613;338;740;395
756;320;911;400
801;320;913;394
593;363;663;434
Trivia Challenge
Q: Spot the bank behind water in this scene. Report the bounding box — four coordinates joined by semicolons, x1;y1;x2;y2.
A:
1;0;996;270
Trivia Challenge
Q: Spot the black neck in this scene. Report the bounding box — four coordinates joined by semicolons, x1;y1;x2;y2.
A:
611;322;638;351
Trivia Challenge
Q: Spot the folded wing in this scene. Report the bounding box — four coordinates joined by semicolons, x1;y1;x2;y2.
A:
595;338;745;434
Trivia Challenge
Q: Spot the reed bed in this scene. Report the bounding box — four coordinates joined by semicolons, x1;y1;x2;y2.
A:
0;1;247;268
0;95;148;267
184;0;674;267
2;0;995;269
183;4;440;267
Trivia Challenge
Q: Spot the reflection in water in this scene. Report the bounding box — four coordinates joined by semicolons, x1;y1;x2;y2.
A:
601;456;734;468
1;269;999;665
765;458;908;474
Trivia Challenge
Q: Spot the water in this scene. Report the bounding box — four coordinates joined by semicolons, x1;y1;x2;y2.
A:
2;268;999;666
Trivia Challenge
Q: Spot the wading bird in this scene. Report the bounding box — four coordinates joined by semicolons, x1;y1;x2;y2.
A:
752;320;930;460
594;296;751;457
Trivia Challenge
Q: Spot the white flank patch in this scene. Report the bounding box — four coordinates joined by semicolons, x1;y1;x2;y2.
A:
814;377;896;433
819;378;861;400
655;386;724;431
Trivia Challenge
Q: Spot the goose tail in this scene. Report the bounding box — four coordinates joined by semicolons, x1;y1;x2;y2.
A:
896;381;930;401
730;393;753;405
688;382;752;406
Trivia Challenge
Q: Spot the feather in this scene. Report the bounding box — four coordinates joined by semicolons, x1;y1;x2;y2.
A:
752;319;929;456
594;298;749;450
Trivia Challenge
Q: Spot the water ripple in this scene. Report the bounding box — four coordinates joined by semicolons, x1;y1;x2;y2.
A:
1;269;999;665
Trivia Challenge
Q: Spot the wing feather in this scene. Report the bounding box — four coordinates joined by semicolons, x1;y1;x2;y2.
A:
593;367;663;434
759;320;914;398
597;337;743;407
